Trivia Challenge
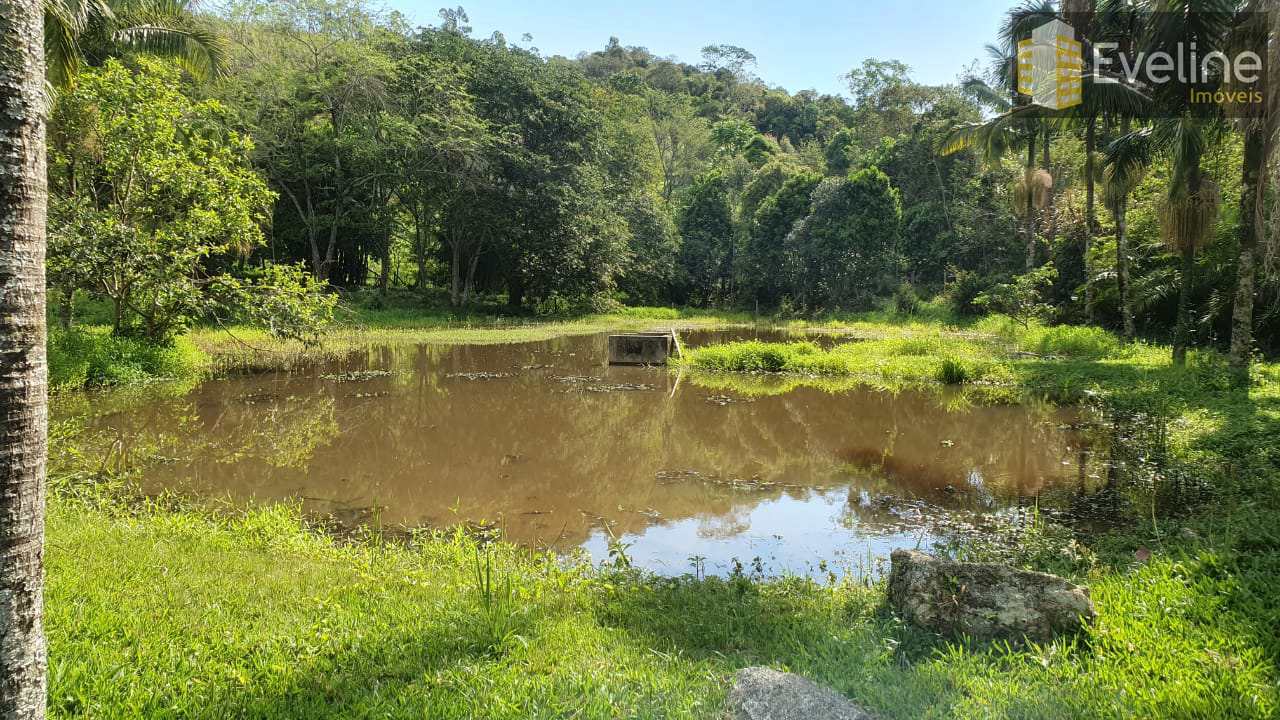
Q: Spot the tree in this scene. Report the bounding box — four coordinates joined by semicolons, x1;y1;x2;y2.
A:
646;91;712;202
221;0;389;283
1228;2;1278;380
743;168;821;307
976;263;1059;327
676;171;734;305
49;59;328;342
1136;0;1234;365
1103;122;1149;340
787;167;902;310
1;1;50;717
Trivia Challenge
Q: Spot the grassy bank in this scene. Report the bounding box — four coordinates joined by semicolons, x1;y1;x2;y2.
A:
46;488;1278;719
46;308;1280;718
49;301;752;390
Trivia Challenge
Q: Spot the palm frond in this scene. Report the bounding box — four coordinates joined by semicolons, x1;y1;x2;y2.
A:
43;0;112;89
961;76;1012;112
1102;126;1154;207
113;1;228;80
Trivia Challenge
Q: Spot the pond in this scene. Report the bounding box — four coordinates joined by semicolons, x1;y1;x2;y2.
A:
67;328;1101;579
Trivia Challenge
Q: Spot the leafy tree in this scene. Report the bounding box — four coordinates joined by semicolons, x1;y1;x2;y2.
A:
676;171;734;305
824;127;858;175
744;169;821;307
787;167;901;309
49;59;328;341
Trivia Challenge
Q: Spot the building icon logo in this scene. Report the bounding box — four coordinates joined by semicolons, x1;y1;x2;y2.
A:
1017;18;1083;109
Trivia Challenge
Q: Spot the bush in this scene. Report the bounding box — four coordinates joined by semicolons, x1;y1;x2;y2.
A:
49;329;205;390
614;306;682;320
945;269;995;317
892;282;920;315
534;292;619;318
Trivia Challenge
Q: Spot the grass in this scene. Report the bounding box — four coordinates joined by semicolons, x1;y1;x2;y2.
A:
48;327;206;391
44;304;1280;718
45;485;1280;718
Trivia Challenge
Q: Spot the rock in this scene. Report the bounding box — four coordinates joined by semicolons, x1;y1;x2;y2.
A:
887;549;1095;643
725;667;874;720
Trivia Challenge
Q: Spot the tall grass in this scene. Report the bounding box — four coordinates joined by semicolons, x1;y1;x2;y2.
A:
48;328;206;391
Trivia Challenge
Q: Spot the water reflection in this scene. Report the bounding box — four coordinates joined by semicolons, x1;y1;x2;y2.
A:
63;329;1096;578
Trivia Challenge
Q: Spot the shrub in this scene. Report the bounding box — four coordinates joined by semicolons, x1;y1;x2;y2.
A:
974;264;1058;328
893;282;920;315
945;269;995;317
615;306;681;320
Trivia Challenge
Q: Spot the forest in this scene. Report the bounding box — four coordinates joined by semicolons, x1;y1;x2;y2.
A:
39;0;1279;373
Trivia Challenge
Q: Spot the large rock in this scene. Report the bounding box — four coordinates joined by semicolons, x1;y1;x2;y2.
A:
887;549;1095;642
725;667;875;720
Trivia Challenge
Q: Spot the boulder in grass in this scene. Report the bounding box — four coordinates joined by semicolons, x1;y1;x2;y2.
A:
725;667;875;720
887;549;1096;643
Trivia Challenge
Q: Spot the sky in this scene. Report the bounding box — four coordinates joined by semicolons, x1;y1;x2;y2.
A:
381;0;1014;98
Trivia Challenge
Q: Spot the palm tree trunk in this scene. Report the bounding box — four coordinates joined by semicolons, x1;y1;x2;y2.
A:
1025;130;1038;270
1172;164;1203;367
1173;243;1195;366
1115;198;1136;340
0;2;50;718
1229;122;1266;381
1041;123;1056;252
1084;116;1097;322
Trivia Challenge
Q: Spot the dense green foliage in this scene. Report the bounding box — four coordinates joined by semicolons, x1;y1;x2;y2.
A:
40;0;1280;373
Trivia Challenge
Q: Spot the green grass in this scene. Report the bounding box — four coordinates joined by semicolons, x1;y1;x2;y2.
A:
45;485;1279;718
45;308;1280;718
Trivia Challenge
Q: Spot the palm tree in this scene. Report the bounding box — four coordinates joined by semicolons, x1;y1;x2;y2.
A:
1102;120;1149;339
1146;0;1234;365
1227;1;1278;381
945;1;1059;270
43;0;228;89
1;0;51;717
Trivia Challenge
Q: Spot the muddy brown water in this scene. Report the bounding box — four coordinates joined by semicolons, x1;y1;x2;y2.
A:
67;329;1099;579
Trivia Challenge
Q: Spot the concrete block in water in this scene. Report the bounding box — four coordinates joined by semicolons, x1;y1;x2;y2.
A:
608;333;674;365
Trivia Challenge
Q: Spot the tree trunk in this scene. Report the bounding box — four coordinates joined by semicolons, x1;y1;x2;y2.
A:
1172;164;1203;367
412;203;428;292
56;285;72;332
507;272;525;310
1025;131;1038;270
462;249;481;307
1172;242;1195;366
377;217;392;298
1084;116;1097;321
1041;123;1056;252
1229;122;1266;381
1115;199;1136;340
449;233;463;307
309;230;325;281
0;2;49;718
